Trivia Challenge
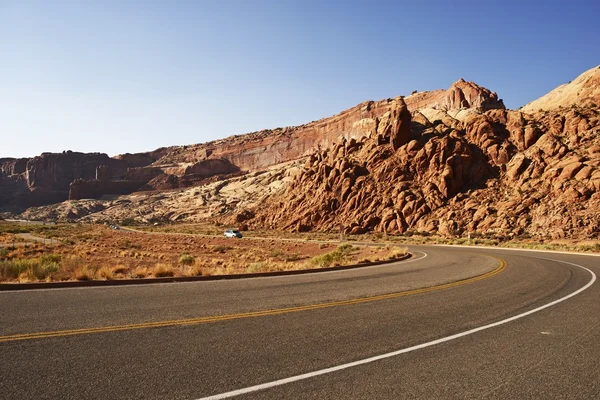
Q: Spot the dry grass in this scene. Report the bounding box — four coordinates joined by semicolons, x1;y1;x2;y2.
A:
112;264;129;275
212;245;232;254
132;266;149;278
97;266;114;280
73;265;93;281
386;246;408;259
153;263;175;277
194;260;217;276
0;222;422;282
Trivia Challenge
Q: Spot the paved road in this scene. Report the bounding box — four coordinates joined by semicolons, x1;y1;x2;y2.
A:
0;246;598;399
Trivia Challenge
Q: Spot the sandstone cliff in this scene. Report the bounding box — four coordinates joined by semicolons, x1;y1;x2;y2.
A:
149;79;504;172
0;151;159;211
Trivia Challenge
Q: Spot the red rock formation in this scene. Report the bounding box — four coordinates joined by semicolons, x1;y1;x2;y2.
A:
113;148;171;168
184;159;240;177
404;78;505;111
69;158;241;200
252;103;600;240
3;79;502;213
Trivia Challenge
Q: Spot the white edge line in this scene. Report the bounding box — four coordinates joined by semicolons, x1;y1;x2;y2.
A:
197;257;596;400
434;244;600;257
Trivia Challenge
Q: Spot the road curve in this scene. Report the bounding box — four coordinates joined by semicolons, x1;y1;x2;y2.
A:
0;246;598;399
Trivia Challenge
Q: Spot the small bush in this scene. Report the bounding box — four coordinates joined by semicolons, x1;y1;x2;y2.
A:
579;243;600;253
112;265;129;274
192;260;216;276
199;265;215;276
118;239;141;250
0;248;9;259
247;262;264;273
179;254;195;265
97;266;114;280
337;244;354;253
60;255;85;275
269;249;285;259
386;246;408;259
153;264;175;277
39;254;61;264
0;258;62;281
182;264;204;277
310;249;348;268
73;266;93;281
0;259;34;280
132;266;148;278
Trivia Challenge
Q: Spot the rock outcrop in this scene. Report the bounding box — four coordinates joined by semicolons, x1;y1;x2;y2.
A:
0;152;119;210
252;102;600;240
404;78;505;112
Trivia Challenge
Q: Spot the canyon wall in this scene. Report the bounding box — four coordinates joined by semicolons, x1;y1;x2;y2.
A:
0;151;157;211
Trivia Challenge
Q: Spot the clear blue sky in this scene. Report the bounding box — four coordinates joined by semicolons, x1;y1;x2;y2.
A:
1;0;599;158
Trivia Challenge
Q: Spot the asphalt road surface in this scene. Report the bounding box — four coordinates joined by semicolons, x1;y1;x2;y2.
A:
0;246;598;399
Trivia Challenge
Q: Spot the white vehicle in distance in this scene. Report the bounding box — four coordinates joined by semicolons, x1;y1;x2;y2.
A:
224;229;243;238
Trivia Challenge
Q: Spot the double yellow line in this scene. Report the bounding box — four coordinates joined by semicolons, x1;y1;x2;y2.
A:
0;258;506;343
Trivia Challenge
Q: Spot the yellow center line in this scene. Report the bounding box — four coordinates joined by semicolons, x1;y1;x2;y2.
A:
0;258;507;343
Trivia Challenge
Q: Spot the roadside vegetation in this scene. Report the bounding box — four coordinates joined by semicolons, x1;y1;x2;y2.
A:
2;220;597;284
0;222;408;283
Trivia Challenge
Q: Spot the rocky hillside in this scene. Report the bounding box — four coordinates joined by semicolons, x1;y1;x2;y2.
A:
7;66;600;241
19;162;302;223
251;68;600;240
0;78;502;213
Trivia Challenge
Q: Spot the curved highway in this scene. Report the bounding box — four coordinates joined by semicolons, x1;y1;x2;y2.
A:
0;246;598;399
